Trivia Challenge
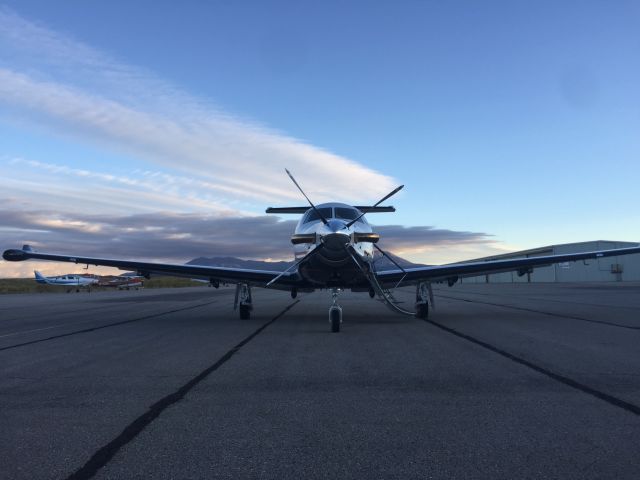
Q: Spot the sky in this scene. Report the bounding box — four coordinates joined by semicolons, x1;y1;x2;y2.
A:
1;1;639;278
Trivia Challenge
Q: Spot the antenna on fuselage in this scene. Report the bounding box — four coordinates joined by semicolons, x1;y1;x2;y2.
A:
344;184;404;228
284;168;329;225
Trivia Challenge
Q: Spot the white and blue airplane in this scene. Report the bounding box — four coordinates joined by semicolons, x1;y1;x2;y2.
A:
34;271;98;292
5;170;640;332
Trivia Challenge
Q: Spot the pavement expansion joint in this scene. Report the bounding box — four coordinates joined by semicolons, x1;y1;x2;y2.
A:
64;300;299;480
0;300;220;353
434;287;640;311
434;293;640;331
423;318;640;417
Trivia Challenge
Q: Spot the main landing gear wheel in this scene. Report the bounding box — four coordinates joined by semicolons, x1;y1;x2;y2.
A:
330;306;342;333
415;282;430;319
415;302;429;319
239;304;251;320
235;283;253;320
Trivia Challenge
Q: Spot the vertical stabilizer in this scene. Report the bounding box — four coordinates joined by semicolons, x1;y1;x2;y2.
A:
34;271;48;284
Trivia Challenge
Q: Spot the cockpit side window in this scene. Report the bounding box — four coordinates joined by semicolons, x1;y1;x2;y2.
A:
304;207;333;223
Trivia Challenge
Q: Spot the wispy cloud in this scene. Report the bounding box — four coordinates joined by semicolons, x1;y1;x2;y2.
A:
375;224;495;255
0;7;396;207
4;157;256;214
0;8;505;278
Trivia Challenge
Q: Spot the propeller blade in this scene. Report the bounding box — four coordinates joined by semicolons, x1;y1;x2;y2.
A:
344;244;414;316
285;169;328;225
266;244;324;287
374;184;404;207
374;243;407;289
345;184;404;228
373;244;406;274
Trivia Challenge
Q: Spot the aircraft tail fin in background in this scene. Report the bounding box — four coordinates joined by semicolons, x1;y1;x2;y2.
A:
34;271;48;284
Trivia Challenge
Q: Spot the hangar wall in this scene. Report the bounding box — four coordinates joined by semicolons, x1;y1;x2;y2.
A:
460;241;640;283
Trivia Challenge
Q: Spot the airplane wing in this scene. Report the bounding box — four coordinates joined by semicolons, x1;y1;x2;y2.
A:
375;245;640;286
3;246;300;289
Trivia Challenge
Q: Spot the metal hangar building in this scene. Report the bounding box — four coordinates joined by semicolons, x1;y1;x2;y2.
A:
460;240;640;283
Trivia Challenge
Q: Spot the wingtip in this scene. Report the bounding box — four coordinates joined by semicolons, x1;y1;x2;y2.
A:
3;249;28;261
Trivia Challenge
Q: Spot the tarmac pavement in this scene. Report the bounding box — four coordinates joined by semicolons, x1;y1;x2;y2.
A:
1;283;639;479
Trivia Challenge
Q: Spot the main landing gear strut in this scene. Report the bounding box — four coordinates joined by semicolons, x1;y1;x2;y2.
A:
329;288;342;333
234;283;253;319
415;282;430;319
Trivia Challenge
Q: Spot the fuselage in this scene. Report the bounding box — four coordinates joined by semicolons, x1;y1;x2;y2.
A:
293;202;375;288
35;271;98;286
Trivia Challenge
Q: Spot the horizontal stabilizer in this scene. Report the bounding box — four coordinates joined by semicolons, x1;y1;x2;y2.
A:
266;206;395;214
265;207;310;214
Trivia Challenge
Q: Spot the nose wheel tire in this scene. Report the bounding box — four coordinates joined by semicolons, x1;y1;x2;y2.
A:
329;306;342;333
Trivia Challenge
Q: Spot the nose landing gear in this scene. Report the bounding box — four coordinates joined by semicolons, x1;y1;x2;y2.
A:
329;288;342;332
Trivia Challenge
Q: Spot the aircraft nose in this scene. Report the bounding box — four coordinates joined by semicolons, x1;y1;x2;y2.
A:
326;219;346;233
317;220;350;260
321;231;350;251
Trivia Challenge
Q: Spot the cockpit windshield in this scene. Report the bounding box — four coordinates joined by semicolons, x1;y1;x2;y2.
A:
334;207;359;221
303;206;366;224
304;207;333;223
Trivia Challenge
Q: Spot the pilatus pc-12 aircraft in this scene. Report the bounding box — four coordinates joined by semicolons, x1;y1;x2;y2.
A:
4;170;640;332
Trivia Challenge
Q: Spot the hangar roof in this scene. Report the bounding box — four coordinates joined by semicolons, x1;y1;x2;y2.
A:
455;240;640;264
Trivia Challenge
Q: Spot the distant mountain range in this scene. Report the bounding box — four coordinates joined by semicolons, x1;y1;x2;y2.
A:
187;251;424;272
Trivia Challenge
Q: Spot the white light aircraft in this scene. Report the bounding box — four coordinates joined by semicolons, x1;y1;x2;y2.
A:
34;270;98;292
5;170;640;332
98;275;145;290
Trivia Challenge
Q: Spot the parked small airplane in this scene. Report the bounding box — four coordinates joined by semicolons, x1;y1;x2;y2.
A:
5;170;640;332
98;275;144;290
34;270;98;292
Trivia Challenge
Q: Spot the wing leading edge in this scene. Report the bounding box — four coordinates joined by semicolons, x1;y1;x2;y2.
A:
376;245;640;286
2;246;301;289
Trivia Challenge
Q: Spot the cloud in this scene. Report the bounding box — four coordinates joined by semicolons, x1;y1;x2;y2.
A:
0;8;504;278
3;157;254;215
375;224;494;255
0;207;493;277
0;8;396;208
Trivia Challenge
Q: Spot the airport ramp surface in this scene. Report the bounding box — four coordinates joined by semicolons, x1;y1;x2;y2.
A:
1;284;640;479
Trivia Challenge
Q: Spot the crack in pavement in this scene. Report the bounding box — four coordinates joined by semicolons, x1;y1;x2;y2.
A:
65;300;299;480
424;318;640;417
0;300;219;352
435;293;640;330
